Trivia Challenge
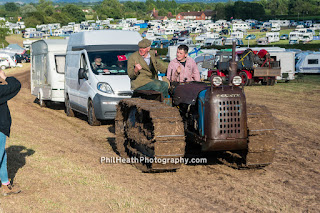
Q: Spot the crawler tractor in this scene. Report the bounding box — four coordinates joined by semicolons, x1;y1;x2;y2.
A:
115;42;277;172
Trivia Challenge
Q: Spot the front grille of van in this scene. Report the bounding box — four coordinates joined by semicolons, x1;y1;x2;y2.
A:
117;92;133;97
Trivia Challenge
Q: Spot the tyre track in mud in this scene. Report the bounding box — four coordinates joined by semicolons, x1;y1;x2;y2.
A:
6;68;320;212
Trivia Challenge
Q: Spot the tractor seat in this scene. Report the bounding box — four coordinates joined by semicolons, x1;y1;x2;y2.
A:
171;82;209;106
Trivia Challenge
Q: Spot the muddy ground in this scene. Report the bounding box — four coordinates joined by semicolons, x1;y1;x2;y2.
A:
0;66;319;212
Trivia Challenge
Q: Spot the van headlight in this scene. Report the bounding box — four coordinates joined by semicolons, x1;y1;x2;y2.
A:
232;76;242;86
97;82;114;94
212;76;223;87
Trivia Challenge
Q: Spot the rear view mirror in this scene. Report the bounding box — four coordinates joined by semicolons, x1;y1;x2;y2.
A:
78;68;88;80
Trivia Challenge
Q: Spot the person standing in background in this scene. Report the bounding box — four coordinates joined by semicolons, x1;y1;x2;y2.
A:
0;69;22;196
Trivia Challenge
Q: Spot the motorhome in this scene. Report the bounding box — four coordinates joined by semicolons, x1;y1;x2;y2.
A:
289;31;313;42
266;32;280;43
30;39;68;106
295;52;320;73
64;30;142;125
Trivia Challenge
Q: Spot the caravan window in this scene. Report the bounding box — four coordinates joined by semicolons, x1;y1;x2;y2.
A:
88;50;134;75
55;55;66;74
308;59;318;64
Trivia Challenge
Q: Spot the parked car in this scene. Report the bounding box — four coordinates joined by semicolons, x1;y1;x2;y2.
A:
260;28;268;32
0;59;10;70
280;34;289;40
15;53;30;63
245;34;256;40
289;38;299;44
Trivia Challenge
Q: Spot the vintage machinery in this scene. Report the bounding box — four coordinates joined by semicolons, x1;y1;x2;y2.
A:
206;48;281;86
115;42;277;172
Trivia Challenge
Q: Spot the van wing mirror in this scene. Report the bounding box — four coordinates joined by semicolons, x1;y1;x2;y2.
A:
78;68;88;80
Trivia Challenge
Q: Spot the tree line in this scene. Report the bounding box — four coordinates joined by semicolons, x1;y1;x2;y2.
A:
0;0;320;28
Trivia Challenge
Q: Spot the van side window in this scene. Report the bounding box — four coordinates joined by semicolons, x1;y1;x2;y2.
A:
80;54;88;70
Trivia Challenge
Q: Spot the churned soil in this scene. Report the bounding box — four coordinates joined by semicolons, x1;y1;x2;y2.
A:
0;67;319;212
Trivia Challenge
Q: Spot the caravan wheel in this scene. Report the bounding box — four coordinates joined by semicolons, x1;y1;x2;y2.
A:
38;92;46;108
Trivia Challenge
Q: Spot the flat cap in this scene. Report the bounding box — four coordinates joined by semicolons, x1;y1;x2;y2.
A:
138;39;151;48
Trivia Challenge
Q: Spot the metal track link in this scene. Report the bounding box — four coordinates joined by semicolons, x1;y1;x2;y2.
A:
217;105;277;169
115;98;186;172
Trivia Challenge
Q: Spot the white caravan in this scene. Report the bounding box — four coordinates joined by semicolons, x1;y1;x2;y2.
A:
232;23;249;32
295;52;320;73
266;32;280;43
31;39;68;106
269;51;295;81
271;23;280;32
64;30;141;125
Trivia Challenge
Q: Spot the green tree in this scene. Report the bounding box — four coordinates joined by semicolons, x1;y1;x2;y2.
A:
0;20;10;40
4;3;19;12
96;0;123;19
20;4;37;17
61;4;86;23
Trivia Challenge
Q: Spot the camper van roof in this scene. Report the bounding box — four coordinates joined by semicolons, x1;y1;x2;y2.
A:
67;30;142;51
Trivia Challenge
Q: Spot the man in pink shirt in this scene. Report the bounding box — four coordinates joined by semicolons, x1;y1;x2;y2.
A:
167;45;200;82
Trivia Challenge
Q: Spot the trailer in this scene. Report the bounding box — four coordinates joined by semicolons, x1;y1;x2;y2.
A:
269;51;295;81
295;52;320;73
31;39;68;107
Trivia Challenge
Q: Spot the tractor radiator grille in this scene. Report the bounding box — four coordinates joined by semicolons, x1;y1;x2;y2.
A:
218;100;241;135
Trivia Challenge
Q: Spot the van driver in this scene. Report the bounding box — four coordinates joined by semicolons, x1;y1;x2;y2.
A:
92;55;108;73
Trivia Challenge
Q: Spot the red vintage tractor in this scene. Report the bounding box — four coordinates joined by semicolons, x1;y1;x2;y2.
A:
207;49;281;86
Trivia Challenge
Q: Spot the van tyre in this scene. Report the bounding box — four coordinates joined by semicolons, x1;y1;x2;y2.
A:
0;65;6;70
88;100;101;126
65;95;75;117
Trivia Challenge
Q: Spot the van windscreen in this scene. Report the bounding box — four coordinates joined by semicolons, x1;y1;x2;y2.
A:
89;51;134;75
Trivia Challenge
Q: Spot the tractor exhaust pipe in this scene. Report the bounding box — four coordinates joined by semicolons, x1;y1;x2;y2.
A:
229;40;237;86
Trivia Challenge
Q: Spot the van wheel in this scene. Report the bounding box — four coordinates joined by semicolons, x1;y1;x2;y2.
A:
38;92;46;108
0;65;6;70
65;95;75;117
88;100;101;126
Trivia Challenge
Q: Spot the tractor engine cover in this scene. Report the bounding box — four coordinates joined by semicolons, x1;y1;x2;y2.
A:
202;86;248;151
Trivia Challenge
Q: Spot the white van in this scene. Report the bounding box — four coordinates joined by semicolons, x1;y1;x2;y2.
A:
31;39;68;106
65;30;142;125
